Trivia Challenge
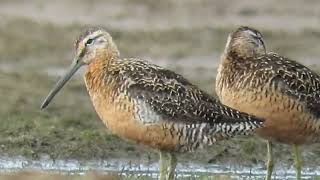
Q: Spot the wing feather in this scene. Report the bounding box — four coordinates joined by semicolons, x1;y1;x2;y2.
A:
254;53;320;117
116;59;263;125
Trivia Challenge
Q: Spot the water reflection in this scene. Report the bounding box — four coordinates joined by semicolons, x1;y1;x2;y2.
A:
0;155;319;179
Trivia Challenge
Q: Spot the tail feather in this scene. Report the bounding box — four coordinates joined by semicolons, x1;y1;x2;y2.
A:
213;106;265;137
214;119;264;138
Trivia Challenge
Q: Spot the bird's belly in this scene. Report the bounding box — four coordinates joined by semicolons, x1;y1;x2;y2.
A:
219;89;317;145
90;95;180;151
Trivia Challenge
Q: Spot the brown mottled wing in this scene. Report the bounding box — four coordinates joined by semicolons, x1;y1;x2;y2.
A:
118;59;264;126
256;53;320;117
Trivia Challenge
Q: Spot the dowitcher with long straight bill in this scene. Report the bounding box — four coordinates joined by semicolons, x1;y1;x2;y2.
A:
41;28;264;180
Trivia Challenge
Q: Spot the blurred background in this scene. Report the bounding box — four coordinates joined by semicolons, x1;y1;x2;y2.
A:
1;0;320;179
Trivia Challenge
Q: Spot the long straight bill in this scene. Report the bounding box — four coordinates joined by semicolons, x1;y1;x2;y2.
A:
40;60;83;109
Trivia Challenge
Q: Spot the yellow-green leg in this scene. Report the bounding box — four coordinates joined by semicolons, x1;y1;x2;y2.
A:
292;144;301;180
265;141;274;180
159;150;168;180
159;151;177;180
167;152;177;180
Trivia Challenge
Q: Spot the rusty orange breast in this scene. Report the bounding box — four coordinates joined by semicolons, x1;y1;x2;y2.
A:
83;62;179;151
218;87;316;145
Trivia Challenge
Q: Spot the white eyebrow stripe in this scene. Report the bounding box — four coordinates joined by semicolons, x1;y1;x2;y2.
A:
83;31;105;44
244;30;258;37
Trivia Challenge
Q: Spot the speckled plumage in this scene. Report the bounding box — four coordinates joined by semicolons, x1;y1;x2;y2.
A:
217;46;320;144
220;52;320;117
85;57;264;152
216;26;320;180
41;28;264;180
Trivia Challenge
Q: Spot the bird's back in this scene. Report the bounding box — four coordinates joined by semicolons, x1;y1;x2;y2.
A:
216;52;320;144
85;58;264;152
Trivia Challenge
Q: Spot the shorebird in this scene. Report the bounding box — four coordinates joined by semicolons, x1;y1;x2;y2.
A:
215;26;320;180
41;28;264;180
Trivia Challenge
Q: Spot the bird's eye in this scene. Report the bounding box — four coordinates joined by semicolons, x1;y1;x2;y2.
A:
85;38;94;46
255;33;263;39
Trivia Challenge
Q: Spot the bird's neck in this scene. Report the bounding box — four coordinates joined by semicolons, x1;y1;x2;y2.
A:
227;49;254;61
93;50;119;64
85;54;118;93
218;51;252;85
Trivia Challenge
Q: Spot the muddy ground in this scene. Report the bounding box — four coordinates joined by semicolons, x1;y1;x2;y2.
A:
1;0;320;178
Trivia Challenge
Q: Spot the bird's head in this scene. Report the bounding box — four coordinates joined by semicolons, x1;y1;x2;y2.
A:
224;26;266;59
74;28;120;65
40;28;119;109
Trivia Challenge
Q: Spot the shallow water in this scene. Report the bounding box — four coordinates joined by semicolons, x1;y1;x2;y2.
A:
0;155;319;179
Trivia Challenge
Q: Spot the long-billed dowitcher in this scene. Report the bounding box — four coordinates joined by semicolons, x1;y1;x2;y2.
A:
216;26;320;180
41;28;264;180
